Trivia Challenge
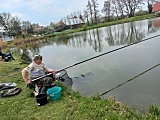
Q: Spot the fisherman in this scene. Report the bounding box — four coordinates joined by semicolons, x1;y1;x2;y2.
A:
21;55;57;95
0;47;15;61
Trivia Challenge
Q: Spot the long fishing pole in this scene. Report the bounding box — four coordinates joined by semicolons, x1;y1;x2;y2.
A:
31;35;160;82
100;63;160;96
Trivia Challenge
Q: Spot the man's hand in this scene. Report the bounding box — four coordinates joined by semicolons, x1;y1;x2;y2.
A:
25;79;31;84
52;70;57;73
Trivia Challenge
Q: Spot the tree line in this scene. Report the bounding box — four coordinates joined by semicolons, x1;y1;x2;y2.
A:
0;0;158;37
59;0;157;26
0;12;43;37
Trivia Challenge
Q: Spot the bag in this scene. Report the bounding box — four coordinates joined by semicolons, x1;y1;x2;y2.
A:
0;87;21;98
0;82;17;90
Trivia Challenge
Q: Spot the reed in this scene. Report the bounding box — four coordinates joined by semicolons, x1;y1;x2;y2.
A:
0;38;7;48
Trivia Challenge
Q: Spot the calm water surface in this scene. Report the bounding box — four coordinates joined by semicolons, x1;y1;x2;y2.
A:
27;18;160;112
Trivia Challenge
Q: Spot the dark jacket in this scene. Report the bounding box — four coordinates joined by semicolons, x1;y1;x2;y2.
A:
0;51;5;59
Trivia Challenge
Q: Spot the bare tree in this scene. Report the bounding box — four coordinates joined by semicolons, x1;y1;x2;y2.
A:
70;12;76;25
49;22;56;31
86;0;94;25
0;12;12;31
21;21;33;34
0;15;6;28
146;0;156;13
91;0;99;24
120;0;144;17
117;0;125;19
83;10;90;25
75;12;80;24
79;14;85;23
111;0;119;19
77;11;85;23
66;15;72;28
0;12;22;35
8;17;21;35
102;0;111;21
32;23;39;28
62;17;67;25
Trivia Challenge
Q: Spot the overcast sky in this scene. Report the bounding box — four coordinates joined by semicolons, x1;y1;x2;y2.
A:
0;0;148;26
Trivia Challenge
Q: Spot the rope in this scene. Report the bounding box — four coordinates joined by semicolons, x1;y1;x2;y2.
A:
100;63;160;96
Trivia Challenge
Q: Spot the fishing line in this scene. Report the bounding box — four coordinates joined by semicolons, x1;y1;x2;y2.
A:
64;35;160;69
100;63;160;96
32;34;160;82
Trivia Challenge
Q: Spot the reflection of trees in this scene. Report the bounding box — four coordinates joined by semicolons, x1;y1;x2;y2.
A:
148;18;160;34
105;22;145;46
51;29;104;52
92;29;103;52
48;19;160;52
51;21;146;52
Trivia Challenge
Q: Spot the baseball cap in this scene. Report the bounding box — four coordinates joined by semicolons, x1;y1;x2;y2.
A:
33;55;42;61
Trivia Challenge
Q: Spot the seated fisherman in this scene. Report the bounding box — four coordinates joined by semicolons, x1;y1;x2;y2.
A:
21;55;57;94
0;47;5;59
0;47;15;60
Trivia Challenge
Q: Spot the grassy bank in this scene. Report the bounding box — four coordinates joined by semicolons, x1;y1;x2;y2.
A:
0;55;160;120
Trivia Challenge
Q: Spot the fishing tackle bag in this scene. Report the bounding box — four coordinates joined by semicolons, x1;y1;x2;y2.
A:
0;87;21;98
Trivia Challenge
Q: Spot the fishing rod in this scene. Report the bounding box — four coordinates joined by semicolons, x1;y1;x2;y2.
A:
100;63;160;96
31;34;160;82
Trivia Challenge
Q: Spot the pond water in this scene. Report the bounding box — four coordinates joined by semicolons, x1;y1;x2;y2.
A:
26;18;160;112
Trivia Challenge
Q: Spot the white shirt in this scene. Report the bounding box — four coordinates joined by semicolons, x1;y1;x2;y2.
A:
25;61;48;79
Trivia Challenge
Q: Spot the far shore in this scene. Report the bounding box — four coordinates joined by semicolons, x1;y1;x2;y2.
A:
0;14;158;50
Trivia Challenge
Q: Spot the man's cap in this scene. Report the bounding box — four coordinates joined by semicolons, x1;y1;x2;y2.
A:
33;55;42;61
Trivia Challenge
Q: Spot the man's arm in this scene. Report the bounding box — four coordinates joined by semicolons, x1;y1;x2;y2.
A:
45;67;57;73
21;68;31;84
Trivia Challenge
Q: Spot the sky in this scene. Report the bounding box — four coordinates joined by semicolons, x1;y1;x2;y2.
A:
0;0;148;26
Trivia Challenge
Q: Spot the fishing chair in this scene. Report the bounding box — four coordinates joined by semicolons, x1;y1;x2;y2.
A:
28;73;56;97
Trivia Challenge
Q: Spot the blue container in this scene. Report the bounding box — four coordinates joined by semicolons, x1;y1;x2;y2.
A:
47;86;62;101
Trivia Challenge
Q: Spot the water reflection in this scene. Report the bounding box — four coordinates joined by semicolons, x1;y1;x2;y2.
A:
2;18;159;56
48;18;160;53
148;18;160;33
105;22;145;46
16;39;54;59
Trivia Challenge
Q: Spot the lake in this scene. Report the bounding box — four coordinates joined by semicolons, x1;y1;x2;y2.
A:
25;17;160;112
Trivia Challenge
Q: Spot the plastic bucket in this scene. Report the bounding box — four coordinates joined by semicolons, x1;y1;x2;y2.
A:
36;93;47;106
47;86;62;101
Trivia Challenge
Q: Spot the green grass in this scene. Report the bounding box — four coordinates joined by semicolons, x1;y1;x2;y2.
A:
0;54;160;119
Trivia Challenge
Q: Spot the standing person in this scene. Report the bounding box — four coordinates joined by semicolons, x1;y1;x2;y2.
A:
21;55;57;94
